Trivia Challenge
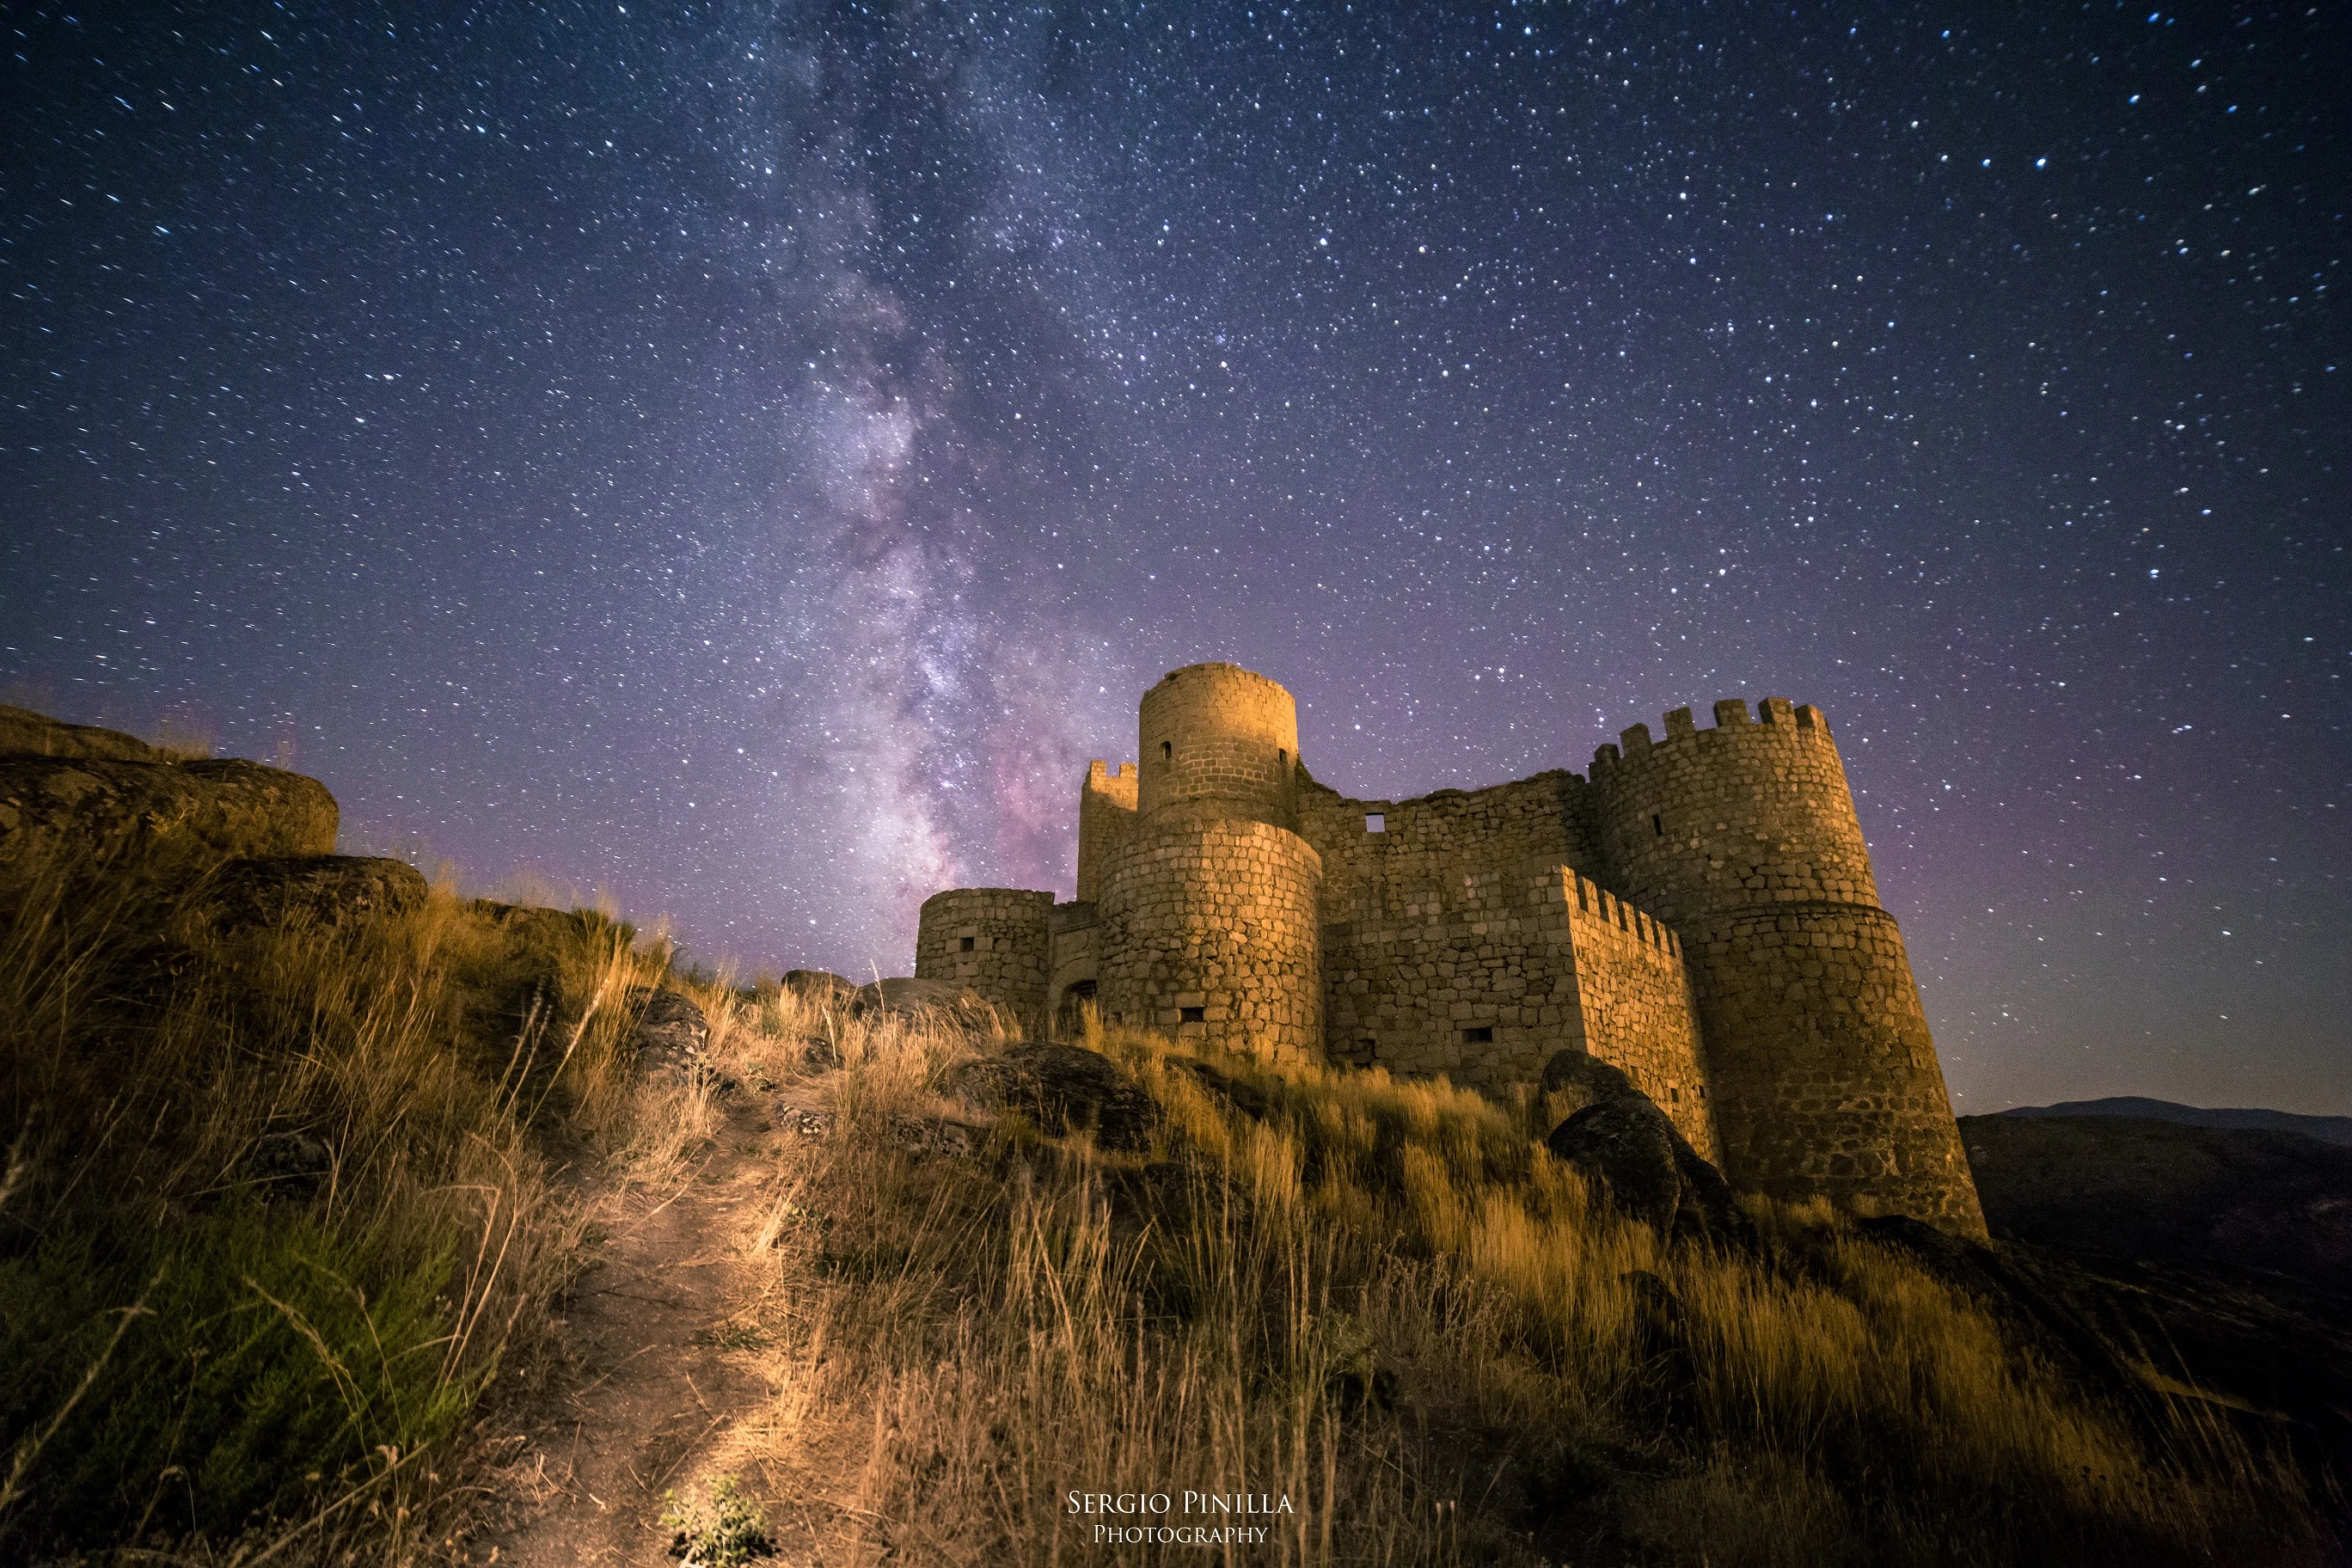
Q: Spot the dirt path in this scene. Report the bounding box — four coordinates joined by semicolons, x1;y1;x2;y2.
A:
487;1095;805;1568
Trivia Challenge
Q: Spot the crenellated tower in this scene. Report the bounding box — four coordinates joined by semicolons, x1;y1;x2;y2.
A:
1094;664;1325;1062
1589;698;1984;1232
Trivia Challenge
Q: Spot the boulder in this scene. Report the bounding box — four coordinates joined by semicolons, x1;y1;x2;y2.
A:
800;1035;843;1073
1544;1059;1753;1249
0;755;336;898
1540;1049;1640;1107
850;975;998;1030
784;969;857;1005
202;854;428;930
242;1130;334;1198
0;704;165;763
1547;1096;1686;1233
947;1041;1158;1150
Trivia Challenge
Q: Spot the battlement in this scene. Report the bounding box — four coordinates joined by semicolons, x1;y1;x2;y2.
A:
1551;868;1682;959
1589;696;1830;775
1087;759;1138;788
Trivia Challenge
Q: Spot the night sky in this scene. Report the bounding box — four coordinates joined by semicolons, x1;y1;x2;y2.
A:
4;3;2343;1115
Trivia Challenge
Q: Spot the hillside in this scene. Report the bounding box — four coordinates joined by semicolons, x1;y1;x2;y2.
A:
1;704;2346;1565
1959;1112;2352;1291
1994;1097;2352;1148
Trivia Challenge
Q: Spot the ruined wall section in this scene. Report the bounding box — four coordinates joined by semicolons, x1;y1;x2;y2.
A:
1295;767;1596;928
1075;762;1136;903
1096;821;1323;1063
913;887;1053;1029
1590;698;1985;1234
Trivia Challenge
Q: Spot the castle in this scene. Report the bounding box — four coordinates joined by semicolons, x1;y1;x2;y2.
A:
915;663;1985;1234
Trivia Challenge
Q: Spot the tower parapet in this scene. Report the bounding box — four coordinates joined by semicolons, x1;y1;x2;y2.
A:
1136;663;1301;831
1589;698;1983;1233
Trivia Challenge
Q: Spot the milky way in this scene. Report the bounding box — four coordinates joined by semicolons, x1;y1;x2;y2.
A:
3;3;2343;1112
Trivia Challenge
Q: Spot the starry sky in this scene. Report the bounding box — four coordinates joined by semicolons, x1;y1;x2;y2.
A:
3;3;2343;1114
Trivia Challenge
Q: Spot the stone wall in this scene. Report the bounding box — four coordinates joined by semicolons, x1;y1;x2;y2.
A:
913;887;1054;1028
1136;663;1300;830
1689;902;1985;1233
1296;767;1597;928
1320;862;1714;1156
1075;761;1136;903
1558;870;1718;1161
1097;819;1323;1063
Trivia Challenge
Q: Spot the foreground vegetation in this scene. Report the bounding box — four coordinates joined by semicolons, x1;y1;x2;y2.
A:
0;848;674;1560
0;848;2336;1563
712;998;2331;1566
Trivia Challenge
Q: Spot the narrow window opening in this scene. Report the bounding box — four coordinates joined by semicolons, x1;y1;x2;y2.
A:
1364;812;1386;833
1161;740;1173;761
1652;813;1664;837
1277;748;1287;768
959;936;976;952
1699;1085;1708;1101
1179;1006;1206;1024
1462;1026;1494;1044
1669;1086;1681;1105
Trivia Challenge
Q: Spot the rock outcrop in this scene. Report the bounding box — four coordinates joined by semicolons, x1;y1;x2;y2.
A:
849;975;1000;1030
0;704;167;763
0;705;338;916
202;854;428;930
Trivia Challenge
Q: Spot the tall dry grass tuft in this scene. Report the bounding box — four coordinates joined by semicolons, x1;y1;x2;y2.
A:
703;1003;2329;1566
0;846;676;1561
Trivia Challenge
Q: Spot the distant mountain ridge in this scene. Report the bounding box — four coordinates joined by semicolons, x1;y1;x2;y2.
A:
1993;1095;2352;1148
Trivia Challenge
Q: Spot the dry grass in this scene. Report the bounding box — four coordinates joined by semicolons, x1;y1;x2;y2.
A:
0;846;680;1563
679;996;2330;1567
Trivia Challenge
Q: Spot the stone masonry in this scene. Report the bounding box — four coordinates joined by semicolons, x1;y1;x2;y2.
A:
915;663;1985;1233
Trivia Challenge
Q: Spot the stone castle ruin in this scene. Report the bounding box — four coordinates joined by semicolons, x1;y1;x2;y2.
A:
916;662;1985;1233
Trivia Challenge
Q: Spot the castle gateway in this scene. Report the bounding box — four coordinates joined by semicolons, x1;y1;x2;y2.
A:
916;662;1985;1234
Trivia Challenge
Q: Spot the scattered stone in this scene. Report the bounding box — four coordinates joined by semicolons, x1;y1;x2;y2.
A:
800;1035;842;1073
775;1103;835;1139
242;1130;333;1197
202;854;428;930
948;1041;1158;1151
890;1116;977;1157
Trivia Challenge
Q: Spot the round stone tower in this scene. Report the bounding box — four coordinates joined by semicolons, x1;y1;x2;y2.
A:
1098;664;1324;1062
914;887;1053;1030
1589;698;1985;1233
